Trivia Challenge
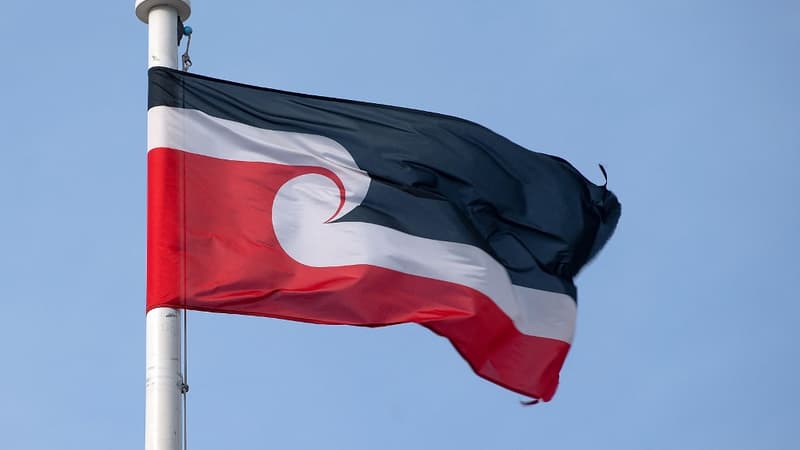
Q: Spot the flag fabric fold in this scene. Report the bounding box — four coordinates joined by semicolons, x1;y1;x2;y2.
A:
146;67;620;401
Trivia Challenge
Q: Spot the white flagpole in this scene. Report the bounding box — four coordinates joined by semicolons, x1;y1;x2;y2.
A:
135;1;192;450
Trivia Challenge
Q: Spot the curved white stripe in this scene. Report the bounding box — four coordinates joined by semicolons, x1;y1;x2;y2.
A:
273;174;576;341
148;105;576;342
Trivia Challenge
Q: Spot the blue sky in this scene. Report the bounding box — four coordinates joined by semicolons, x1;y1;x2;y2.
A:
1;1;798;449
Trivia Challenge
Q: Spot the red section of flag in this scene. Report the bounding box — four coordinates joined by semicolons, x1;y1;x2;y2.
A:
147;147;569;400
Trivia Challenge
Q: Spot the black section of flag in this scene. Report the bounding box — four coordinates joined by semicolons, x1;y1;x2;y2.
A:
148;67;620;299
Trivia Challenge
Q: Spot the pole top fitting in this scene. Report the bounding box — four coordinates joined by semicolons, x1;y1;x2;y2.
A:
135;0;192;23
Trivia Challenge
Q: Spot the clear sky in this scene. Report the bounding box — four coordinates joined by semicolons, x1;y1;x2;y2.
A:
1;1;798;449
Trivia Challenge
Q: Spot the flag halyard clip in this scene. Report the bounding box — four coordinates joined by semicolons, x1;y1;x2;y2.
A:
178;18;193;72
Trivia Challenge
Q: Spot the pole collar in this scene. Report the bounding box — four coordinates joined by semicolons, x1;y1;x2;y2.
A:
135;0;192;23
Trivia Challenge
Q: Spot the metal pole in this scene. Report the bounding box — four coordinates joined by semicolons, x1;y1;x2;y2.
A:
135;1;191;449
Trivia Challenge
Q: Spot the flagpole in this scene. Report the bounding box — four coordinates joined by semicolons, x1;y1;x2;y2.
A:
136;1;191;450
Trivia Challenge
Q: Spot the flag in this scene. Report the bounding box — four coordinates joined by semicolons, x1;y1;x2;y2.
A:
146;67;621;402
